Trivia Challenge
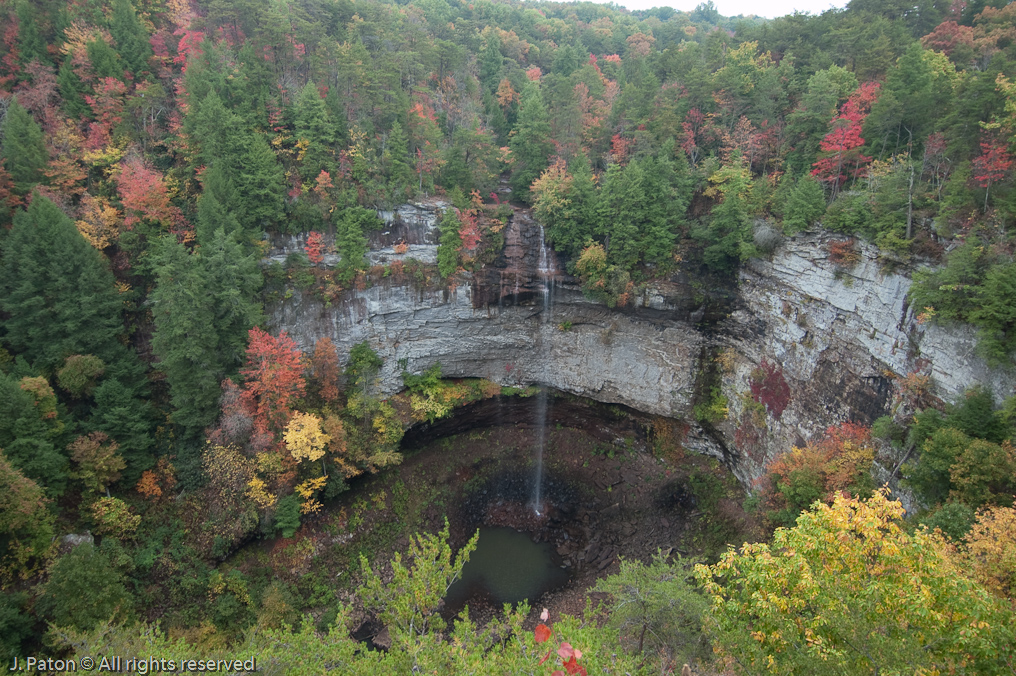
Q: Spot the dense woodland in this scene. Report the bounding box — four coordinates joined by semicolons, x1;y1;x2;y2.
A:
1;0;1016;672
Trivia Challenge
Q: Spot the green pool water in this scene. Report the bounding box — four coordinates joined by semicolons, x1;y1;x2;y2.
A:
445;527;570;612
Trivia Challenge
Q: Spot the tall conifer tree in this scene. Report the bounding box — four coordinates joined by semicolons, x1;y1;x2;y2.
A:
0;198;124;372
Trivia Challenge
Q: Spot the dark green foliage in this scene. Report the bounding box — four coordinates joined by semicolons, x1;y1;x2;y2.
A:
110;0;152;78
917;502;976;541
233;132;286;233
15;0;48;65
334;207;378;284
782;174;827;233
785;66;858;175
194;189;242;247
402;362;442;396
823;190;873;236
1;100;47;194
294;81;335;180
593;553;709;665
773;466;824;527
595;150;690;272
36;544;134;631
150;232;262;439
149;240;222;437
89;378;155;483
508;83;552;201
907;408;946;452
58;59;91;120
0;371;67;494
0;197;125;373
700;167;755;272
905;426;969;507
274;494;302;538
0;592;32;662
385;121;414;204
543;154;597;262
346;342;383;389
864;43;945;159
872;415;906;445
86;39;125;81
970;263;1016;366
436;209;461;278
946;386;1008;443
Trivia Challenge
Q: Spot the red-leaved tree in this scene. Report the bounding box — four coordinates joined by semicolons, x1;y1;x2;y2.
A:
972;133;1014;211
811;82;880;197
305;231;325;265
116;155;186;233
239;327;307;438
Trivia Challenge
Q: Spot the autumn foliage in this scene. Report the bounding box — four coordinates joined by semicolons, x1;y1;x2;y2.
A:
756;422;876;527
811;82;880;192
310;337;341;403
239;327;307;438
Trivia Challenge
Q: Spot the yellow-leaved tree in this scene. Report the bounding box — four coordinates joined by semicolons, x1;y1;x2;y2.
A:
695;491;1015;675
284;412;330;464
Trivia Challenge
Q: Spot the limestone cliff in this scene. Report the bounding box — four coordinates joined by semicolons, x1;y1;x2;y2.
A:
267;204;1013;485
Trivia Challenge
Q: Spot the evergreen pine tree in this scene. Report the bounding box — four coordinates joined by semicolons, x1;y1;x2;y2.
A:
150;231;262;439
386;121;415;203
15;0;49;66
294;81;335;180
702;166;754;272
437;209;462;278
334;207;375;285
149;238;223;438
36;545;134;631
186;91;239;168
783;174;827;233
86;39;125;81
1;100;47;195
110;0;152;79
509;83;553;201
195;189;242;247
0;197;124;372
233;132;286;233
200;229;264;373
0;371;68;495
479;37;503;92
324;86;349;147
58;59;92;120
89;378;156;484
596;162;646;271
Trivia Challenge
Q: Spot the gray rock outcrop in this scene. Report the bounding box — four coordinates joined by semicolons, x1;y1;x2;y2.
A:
268;204;1013;485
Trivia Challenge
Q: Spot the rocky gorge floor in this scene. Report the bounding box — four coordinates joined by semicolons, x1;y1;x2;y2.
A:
224;394;756;643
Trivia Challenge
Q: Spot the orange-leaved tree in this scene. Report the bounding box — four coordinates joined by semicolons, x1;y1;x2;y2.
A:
239;327;306;441
755;422;876;527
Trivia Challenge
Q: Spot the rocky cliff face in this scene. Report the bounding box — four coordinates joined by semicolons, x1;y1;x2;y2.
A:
268;205;1013;486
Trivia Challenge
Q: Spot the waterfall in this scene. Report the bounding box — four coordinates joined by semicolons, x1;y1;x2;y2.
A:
533;225;556;516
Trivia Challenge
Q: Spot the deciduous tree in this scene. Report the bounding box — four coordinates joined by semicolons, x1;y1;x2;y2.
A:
696;492;1014;675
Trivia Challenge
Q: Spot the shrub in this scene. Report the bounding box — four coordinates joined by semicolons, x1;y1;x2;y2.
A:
748;359;791;419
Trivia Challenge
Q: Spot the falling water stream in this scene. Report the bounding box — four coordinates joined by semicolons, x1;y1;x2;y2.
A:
533;225;556;515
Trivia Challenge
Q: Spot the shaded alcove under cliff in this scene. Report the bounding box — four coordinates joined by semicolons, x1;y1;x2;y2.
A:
319;391;753;641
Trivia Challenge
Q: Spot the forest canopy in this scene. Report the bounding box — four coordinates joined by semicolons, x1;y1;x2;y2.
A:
1;0;1016;671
